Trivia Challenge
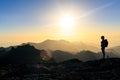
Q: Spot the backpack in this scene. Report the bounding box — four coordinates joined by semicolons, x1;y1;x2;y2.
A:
104;39;108;47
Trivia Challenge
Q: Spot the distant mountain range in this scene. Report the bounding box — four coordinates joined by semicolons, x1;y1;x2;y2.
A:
0;39;120;63
0;41;120;79
107;46;120;56
52;50;118;62
1;39;120;54
29;39;120;54
29;39;99;53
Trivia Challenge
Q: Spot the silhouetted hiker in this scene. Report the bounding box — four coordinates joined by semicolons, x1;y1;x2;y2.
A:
101;36;108;59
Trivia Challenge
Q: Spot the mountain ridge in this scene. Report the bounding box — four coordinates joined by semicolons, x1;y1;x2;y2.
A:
28;39;99;53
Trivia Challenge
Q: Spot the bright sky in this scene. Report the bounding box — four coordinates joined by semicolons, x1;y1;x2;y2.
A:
0;0;120;47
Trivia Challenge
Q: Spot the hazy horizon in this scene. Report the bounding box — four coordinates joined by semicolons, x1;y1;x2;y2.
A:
0;0;120;47
0;39;119;49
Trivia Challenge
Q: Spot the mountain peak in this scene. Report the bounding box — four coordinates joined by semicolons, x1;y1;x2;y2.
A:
0;44;42;64
29;39;99;52
41;39;70;43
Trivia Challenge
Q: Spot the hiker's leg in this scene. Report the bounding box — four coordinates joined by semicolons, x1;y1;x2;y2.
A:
101;47;105;59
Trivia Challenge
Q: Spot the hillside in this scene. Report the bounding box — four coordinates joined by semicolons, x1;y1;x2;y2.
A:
0;44;120;80
52;50;119;62
0;44;55;65
0;58;120;80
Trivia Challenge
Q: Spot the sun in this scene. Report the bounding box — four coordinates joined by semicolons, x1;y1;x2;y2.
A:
59;15;75;30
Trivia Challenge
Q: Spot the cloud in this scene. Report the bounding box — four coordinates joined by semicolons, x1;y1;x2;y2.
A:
77;2;115;19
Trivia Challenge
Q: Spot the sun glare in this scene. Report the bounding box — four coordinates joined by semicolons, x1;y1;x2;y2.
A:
59;15;75;30
58;15;76;36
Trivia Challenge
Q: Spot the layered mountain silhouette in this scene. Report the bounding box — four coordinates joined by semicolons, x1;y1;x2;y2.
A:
29;39;99;53
1;39;119;55
0;41;120;79
52;50;118;62
52;50;74;62
0;40;119;64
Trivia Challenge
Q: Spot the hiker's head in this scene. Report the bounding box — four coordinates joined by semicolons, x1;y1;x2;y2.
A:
101;36;104;40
